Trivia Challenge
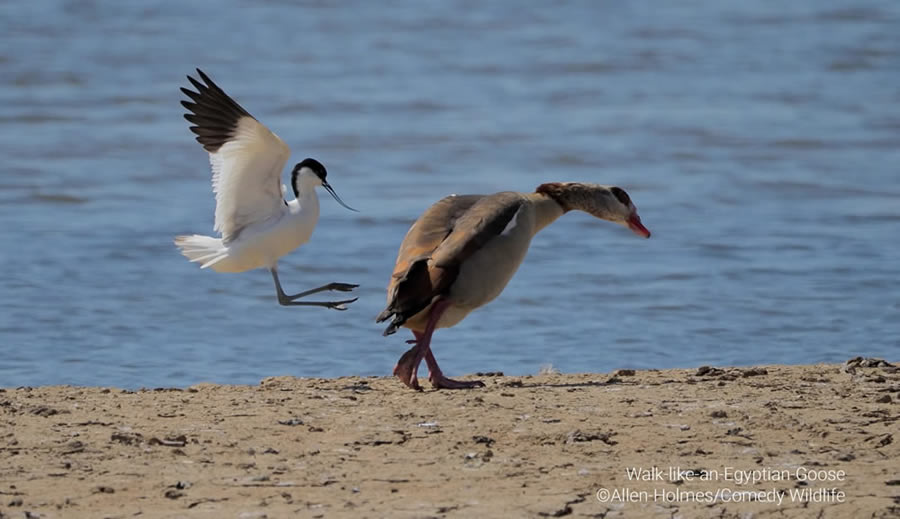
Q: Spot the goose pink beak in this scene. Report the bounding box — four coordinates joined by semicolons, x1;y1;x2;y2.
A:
627;212;651;238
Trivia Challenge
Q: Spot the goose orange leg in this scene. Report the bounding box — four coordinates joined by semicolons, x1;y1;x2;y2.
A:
393;332;426;391
392;299;484;390
393;299;451;390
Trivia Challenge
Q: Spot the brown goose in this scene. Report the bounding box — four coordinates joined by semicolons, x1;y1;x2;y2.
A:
376;182;651;390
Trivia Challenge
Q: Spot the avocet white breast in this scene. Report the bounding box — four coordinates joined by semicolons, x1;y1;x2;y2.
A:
174;69;359;310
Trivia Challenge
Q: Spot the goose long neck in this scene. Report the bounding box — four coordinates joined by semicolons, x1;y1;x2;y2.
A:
526;192;566;234
534;181;622;222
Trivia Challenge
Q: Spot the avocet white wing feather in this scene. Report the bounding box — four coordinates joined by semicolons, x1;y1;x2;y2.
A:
181;69;291;243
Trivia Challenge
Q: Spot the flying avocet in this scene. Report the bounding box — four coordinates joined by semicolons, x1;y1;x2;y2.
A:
174;69;359;310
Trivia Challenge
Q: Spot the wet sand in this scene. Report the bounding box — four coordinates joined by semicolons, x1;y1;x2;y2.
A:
1;359;898;518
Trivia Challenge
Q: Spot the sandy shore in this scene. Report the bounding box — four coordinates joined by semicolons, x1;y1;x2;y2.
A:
1;359;897;518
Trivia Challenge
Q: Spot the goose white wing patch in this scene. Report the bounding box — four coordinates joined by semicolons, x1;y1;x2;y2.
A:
500;205;521;236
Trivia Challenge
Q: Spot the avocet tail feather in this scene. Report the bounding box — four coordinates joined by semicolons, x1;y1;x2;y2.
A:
174;234;228;270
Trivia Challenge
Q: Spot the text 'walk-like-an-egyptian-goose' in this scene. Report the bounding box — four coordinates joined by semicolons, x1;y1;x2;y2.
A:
174;69;359;310
377;183;650;390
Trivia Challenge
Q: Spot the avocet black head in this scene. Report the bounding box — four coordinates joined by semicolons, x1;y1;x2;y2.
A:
291;158;357;212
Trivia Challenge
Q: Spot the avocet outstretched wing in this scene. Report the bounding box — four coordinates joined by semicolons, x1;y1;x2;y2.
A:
181;69;291;243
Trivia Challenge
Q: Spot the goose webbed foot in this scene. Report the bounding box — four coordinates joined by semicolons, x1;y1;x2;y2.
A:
393;345;423;391
391;301;483;390
428;373;486;390
424;348;484;390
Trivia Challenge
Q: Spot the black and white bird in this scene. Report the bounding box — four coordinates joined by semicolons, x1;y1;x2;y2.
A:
174;69;359;310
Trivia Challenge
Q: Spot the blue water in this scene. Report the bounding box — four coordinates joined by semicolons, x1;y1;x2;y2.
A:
1;1;898;388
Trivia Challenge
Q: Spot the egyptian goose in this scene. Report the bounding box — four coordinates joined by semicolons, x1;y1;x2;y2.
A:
376;182;651;390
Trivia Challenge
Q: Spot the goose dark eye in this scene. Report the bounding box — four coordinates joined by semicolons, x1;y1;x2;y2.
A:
610;187;631;206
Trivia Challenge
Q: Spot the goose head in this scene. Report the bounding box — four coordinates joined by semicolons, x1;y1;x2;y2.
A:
536;182;650;238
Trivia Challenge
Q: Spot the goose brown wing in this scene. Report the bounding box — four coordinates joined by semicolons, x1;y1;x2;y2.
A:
377;192;524;335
